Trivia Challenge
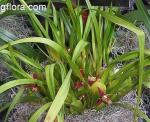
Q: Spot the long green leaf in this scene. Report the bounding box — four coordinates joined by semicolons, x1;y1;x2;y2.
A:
97;10;145;105
72;40;88;62
44;70;72;122
0;79;42;94
0;28;38;58
58;62;66;82
19;0;49;38
136;0;150;33
8;44;31;78
0;37;82;80
29;102;51;122
45;64;56;99
4;88;24;122
143;82;150;88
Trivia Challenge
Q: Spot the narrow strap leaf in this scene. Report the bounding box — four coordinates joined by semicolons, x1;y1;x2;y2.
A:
45;64;56;99
72;40;88;62
29;102;51;122
0;79;42;94
0;37;82;80
4;88;24;122
44;70;72;122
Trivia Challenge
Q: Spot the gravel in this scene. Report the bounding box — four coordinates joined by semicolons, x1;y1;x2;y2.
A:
0;15;32;39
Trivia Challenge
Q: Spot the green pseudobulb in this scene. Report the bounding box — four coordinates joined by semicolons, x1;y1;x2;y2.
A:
89;79;106;94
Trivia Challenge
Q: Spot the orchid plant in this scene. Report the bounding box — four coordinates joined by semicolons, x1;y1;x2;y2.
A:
0;0;150;122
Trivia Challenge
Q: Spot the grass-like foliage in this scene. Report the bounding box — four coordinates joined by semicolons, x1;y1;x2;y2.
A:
0;0;150;121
